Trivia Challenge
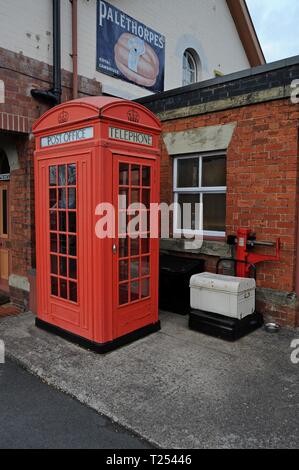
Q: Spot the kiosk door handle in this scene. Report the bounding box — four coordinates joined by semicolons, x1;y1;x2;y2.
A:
112;243;117;254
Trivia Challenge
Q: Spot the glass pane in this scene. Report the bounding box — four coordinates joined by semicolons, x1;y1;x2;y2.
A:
59;256;67;277
68;235;77;256
68;212;76;233
49;189;57;209
177;158;199;188
203;193;226;232
50;255;58;275
142;189;150;209
119;237;128;258
141;256;150;276
69;281;77;302
177;194;200;231
49;166;57;186
58;188;66;209
140;211;149;232
68;188;76;209
69;258;77;280
119;163;129;185
50;211;57;231
130;238;140;256
59;211;67;232
142;166;150;186
119;260;129;282
58;165;66;186
130;258;140;280
51;277;58;296
50;233;58;252
141;278;150;298
2;190;7;235
67;164;76;186
60;279;68;299
119;189;129;210
59;234;67;254
131;189;140;204
118;211;128;235
141;237;149;254
202;156;226;187
119;283;129;305
131;165;140;186
130;281;139;302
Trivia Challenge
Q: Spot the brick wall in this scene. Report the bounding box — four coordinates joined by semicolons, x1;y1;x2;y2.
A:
139;58;299;327
0;47;102;309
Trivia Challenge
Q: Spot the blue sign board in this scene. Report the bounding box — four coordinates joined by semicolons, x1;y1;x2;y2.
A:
96;0;165;93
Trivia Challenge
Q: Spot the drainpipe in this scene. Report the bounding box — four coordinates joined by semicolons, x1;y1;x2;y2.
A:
31;0;62;105
71;0;78;99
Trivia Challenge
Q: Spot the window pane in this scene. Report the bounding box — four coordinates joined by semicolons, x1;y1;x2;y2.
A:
58;165;66;186
68;212;76;233
203;193;226;232
202;156;226;187
130;237;140;256
119;260;129;282
59;211;67;232
67;164;76;186
130;258;140;280
131;189;140;204
59;256;67;277
49;189;57;209
130;281;139;302
141;237;149;254
59;234;67;254
68;235;77;256
68;188;76;209
51;277;58;296
50;255;58;275
131;165;140;186
60;279;68;299
141;278;150;298
69;282;77;302
177;158;199;188
141;256;150;276
177;194;200;230
69;258;77;280
119;237;128;258
50;211;57;231
142;167;150;186
49;166;57;186
50;233;58;253
58;188;66;208
119;163;129;185
142;189;150;209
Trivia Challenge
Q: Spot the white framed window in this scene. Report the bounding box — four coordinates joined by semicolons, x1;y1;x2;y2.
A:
182;49;198;86
173;152;227;237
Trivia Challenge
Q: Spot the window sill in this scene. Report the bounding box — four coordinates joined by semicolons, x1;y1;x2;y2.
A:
160;238;231;258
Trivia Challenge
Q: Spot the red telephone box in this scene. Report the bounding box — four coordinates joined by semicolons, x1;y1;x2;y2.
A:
33;97;161;353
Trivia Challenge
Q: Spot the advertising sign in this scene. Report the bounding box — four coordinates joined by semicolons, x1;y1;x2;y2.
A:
96;0;165;93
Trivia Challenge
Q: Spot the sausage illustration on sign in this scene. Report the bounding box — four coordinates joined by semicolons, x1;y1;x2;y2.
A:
114;32;159;87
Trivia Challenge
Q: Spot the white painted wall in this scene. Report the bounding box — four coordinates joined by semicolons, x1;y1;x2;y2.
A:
0;0;250;99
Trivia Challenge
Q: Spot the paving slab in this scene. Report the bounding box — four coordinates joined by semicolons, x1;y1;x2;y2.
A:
0;311;298;449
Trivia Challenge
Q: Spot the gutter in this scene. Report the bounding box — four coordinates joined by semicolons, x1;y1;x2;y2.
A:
31;0;62;105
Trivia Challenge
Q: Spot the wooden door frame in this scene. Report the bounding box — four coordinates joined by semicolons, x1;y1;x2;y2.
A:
0;180;10;292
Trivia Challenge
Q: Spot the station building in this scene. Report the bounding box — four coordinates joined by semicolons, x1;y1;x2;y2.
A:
4;1;297;329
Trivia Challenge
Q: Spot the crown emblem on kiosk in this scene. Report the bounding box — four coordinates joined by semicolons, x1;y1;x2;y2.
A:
127;109;140;123
58;110;69;124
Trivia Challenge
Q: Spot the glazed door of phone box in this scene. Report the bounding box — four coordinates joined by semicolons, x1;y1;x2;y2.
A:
112;154;156;337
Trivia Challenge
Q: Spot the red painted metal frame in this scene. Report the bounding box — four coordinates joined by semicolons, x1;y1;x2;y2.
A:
33;97;161;347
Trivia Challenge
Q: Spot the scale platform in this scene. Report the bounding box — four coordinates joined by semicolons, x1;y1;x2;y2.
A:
189;309;263;341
